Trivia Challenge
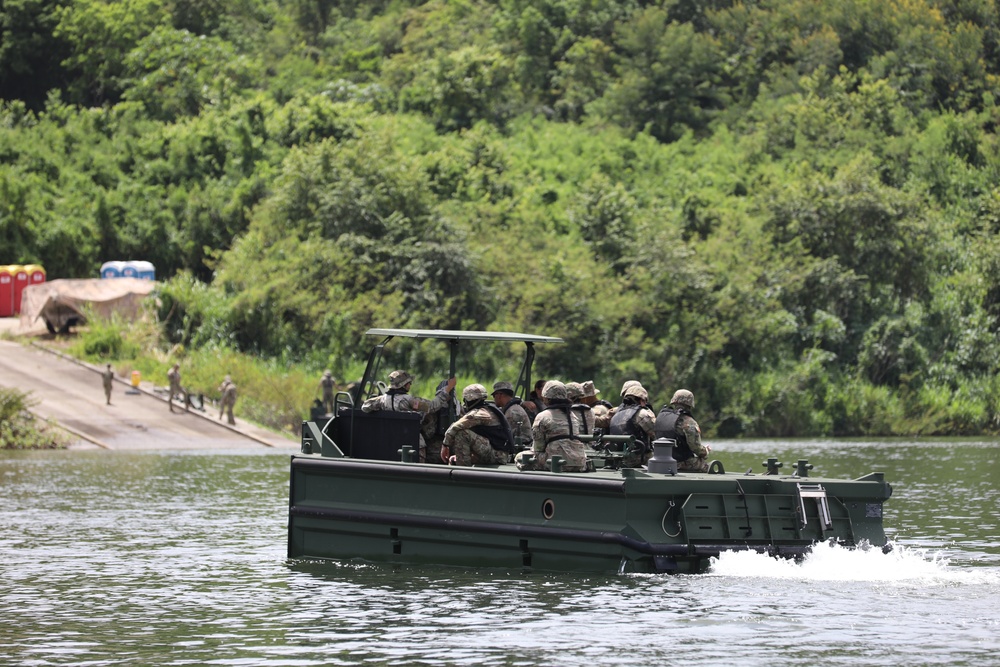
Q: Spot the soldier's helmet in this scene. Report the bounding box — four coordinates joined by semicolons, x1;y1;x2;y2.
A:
491;381;515;396
388;370;414;389
620;380;641;397
463;383;488;403
623;384;648;401
323;369;332;377
670;389;695;409
565;382;585;401
582;381;601;398
542;380;568;400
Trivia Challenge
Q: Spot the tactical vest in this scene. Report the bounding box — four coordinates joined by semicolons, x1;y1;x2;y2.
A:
500;396;523;414
654;407;695;461
385;388;407;411
610;403;650;447
470;403;516;453
570;403;593;435
540;403;577;446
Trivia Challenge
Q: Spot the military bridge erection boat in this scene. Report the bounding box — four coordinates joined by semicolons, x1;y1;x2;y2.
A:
288;329;893;574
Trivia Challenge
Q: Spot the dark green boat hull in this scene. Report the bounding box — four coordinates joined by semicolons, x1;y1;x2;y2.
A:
288;454;892;574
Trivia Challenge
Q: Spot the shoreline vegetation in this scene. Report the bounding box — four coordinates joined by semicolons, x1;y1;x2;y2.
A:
4;1;1000;443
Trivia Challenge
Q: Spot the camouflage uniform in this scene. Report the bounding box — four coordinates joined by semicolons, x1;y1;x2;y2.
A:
319;370;336;415
363;371;454;462
444;384;511;466
420;379;460;463
581;380;612;430
565;382;596;436
167;364;184;413
658;389;710;473
525;381;588;472
610;384;656;468
491;381;532;450
102;364;114;405
219;375;237;424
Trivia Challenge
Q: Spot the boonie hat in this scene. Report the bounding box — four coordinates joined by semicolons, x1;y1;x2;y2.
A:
582;381;600;397
491;381;515;396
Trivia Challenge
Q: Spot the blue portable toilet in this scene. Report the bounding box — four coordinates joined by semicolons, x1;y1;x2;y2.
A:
101;261;125;278
128;260;156;280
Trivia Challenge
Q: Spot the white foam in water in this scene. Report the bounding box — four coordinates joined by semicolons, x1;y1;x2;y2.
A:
706;542;999;585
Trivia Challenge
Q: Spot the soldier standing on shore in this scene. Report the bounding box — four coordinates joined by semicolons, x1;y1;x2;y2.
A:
319;370;336;415
167;363;184;413
102;364;114;405
219;375;238;425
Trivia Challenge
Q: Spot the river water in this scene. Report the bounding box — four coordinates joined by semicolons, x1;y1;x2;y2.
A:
1;438;997;666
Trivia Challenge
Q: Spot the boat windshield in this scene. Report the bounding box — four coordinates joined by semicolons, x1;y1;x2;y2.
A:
357;328;564;403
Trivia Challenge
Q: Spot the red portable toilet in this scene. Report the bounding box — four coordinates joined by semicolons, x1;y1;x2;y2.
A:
0;266;13;317
11;265;28;315
25;264;46;286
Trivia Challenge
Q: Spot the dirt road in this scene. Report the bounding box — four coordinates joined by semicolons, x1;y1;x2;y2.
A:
0;335;298;451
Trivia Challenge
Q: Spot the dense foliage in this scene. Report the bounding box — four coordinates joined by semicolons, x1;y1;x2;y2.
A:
5;0;1000;436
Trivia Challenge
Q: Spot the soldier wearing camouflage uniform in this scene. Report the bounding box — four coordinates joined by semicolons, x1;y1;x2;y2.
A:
565;382;595;436
421;377;461;463
102;364;114;406
319;370;336;415
521;381;588;472
654;389;710;473
442;384;514;466
609;383;656;467
581;381;612;428
491;381;533;450
364;370;456;462
167;363;185;413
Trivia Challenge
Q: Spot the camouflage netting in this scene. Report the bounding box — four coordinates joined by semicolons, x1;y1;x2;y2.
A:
19;279;157;333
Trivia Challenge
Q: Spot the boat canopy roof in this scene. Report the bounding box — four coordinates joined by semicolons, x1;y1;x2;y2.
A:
365;328;564;344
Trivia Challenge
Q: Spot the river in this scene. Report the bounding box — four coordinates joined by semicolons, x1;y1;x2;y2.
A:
1;438;997;666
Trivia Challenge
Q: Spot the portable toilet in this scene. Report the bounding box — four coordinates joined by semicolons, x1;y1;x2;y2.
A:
0;266;13;317
24;264;46;286
101;261;125;278
122;260;155;280
11;265;28;315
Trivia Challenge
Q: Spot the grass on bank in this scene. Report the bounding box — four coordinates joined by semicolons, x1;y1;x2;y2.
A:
0;387;69;449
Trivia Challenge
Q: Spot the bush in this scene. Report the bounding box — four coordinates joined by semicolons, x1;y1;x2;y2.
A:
0;387;67;449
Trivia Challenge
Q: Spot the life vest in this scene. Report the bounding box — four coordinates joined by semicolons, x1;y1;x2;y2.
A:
470;402;516;453
654;407;695;461
609;402;651;448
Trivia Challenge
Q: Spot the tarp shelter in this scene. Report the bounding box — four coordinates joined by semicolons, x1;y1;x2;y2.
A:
19;278;157;333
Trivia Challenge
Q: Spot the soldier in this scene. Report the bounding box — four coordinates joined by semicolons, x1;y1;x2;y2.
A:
364;370;456;462
420;377;461;463
102;363;114;405
655;389;711;473
565;382;595;436
491;381;532;450
609;383;656;468
581;381;612;430
441;384;514;466
319;370;336;415
524;379;547;423
519;381;588;472
167;363;184;413
595;380;640;430
218;375;238;425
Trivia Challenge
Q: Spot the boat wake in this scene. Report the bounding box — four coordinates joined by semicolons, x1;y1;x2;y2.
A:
706;541;1000;584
